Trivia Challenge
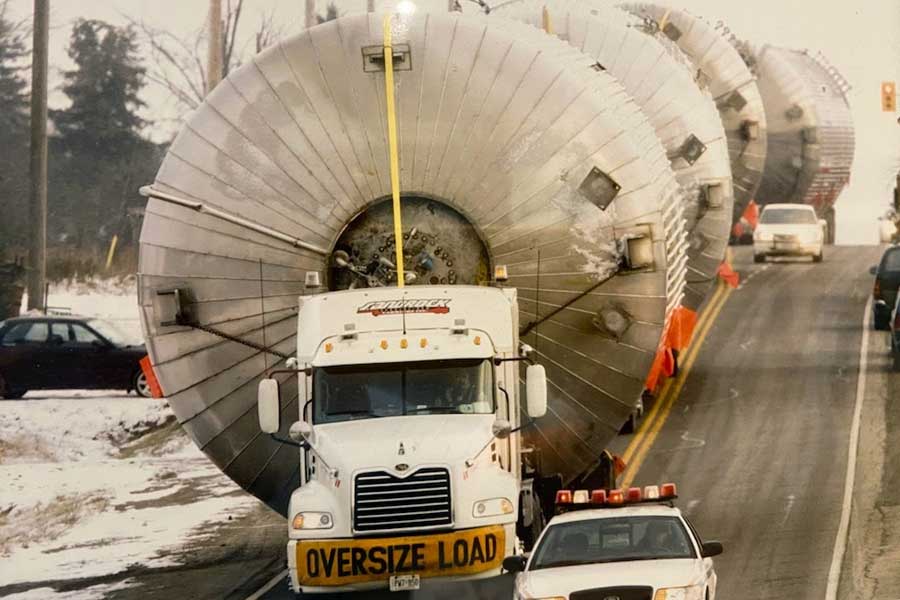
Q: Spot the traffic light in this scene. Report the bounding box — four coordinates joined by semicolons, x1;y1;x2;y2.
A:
883;81;897;112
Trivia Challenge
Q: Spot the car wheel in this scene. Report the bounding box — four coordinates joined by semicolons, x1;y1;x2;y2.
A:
0;374;26;400
813;251;823;263
133;370;153;398
874;314;890;331
893;352;900;373
754;254;765;264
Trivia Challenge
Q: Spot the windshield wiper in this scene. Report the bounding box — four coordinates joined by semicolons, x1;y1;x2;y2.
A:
325;409;382;418
404;406;461;414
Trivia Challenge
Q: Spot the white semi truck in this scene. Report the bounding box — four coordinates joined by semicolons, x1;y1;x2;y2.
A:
256;284;548;593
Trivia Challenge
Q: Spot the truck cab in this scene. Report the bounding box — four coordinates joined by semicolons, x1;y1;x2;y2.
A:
257;285;548;593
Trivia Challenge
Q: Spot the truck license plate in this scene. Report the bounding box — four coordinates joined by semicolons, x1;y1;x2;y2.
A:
390;574;420;591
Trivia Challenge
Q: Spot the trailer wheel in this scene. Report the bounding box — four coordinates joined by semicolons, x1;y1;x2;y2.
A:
753;254;765;264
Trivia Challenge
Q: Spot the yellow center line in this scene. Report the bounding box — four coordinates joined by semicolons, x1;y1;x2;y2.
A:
620;281;726;466
619;282;733;488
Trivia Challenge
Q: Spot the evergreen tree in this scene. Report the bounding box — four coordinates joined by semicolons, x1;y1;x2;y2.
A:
49;19;160;257
0;0;28;135
0;0;29;257
52;19;147;157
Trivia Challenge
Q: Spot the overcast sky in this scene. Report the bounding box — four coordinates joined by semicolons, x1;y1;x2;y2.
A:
7;0;900;243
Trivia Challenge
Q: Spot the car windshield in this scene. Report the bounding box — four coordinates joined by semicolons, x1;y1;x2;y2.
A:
86;318;137;346
760;208;817;225
313;358;495;423
529;516;696;570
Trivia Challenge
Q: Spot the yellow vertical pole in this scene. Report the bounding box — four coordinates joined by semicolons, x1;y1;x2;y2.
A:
541;5;552;34
383;14;405;287
105;235;119;271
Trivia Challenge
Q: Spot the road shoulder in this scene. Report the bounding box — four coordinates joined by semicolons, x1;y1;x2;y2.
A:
840;320;900;599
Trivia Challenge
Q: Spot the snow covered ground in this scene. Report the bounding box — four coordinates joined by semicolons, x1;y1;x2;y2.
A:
2;284;266;598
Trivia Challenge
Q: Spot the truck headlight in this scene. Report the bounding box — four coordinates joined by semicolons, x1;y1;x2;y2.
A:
292;511;333;530
654;586;703;600
473;497;514;518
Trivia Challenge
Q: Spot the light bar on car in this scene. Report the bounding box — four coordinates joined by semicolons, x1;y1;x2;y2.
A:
553;482;679;512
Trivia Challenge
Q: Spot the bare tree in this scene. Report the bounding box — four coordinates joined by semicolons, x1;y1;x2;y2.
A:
124;0;250;112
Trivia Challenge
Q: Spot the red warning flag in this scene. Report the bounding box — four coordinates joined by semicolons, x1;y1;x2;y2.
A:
744;200;759;230
139;355;165;399
717;261;740;288
666;306;698;351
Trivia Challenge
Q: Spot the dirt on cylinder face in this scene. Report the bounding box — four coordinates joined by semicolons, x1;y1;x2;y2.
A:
330;196;491;290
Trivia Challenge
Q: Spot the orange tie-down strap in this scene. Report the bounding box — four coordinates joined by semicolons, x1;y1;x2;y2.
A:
139;355;165;399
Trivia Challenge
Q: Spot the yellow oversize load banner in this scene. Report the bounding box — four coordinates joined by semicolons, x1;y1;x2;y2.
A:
296;525;505;586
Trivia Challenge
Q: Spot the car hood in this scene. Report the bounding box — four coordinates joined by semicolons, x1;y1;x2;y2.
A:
517;559;707;597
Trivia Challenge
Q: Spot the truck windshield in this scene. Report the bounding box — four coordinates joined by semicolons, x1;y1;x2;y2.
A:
313;359;494;424
760;208;817;224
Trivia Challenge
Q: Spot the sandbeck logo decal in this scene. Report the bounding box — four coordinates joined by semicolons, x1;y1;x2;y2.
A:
357;299;451;316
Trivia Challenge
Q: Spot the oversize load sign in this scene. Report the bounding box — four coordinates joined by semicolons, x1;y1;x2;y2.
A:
295;526;505;586
357;299;451;316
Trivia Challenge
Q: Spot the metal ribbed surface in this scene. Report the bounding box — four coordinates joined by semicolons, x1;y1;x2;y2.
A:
493;1;728;311
138;13;687;514
620;3;767;226
353;468;452;533
754;45;855;217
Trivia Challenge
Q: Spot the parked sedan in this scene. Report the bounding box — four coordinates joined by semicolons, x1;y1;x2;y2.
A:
0;315;151;399
870;245;900;330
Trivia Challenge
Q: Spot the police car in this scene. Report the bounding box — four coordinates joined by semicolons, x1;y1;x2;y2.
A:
504;484;722;600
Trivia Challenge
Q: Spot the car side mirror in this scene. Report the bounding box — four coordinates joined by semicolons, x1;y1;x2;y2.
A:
91;339;108;349
870;265;878;275
701;541;724;557
257;379;281;434
502;555;527;573
525;364;547;418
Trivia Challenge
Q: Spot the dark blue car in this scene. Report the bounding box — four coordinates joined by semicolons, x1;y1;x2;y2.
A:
871;246;900;330
0;314;150;399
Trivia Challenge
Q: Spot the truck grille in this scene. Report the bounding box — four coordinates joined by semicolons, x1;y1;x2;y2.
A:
570;587;653;600
353;467;452;533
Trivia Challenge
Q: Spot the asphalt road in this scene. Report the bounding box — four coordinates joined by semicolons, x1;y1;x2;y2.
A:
619;245;880;599
15;245;875;600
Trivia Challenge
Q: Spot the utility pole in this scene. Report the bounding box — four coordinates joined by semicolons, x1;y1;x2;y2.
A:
305;0;316;29
27;0;49;311
207;0;223;93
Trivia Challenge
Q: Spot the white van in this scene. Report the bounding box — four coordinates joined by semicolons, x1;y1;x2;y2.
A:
753;204;825;263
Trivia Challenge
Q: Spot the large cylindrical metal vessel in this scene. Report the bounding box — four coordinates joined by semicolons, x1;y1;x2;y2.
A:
493;0;732;311
137;13;687;514
753;45;854;240
620;3;767;226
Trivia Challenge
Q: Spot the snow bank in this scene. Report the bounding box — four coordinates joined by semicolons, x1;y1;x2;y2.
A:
0;393;262;592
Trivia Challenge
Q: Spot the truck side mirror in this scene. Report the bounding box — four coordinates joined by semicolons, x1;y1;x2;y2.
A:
526;364;548;418
258;378;281;433
492;419;513;439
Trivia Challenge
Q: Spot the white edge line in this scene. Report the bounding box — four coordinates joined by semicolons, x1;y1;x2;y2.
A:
246;568;289;600
824;295;872;599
